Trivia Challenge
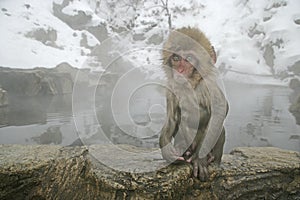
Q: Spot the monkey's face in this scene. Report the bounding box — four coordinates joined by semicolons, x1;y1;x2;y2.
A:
170;51;198;80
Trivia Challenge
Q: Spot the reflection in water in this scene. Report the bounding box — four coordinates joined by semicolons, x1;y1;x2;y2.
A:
224;81;300;153
31;126;62;145
0;94;78;146
0;81;299;153
0;95;50;126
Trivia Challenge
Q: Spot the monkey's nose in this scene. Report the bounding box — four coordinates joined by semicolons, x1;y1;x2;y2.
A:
177;65;185;73
179;59;185;66
179;59;189;69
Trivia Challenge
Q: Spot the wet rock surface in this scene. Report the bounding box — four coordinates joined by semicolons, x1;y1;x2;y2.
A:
0;87;8;107
0;67;72;96
0;64;91;97
289;78;300;125
0;144;299;200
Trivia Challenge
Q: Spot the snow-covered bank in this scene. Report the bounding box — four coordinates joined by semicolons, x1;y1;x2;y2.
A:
0;0;99;68
0;0;299;85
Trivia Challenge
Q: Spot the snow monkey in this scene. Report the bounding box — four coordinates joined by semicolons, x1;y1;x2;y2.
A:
159;27;228;181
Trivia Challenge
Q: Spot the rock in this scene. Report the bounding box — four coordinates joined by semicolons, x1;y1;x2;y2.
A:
31;126;62;145
25;28;60;49
262;40;284;74
0;66;76;96
289;96;300;125
294;18;300;25
52;0;108;42
0;145;299;199
132;33;146;41
0;87;8;107
147;32;164;45
290;78;300;91
52;1;92;30
68;138;84;146
289;78;300;125
87;25;108;42
289;61;300;76
263;43;275;68
52;62;91;85
0;87;8;125
53;62;80;82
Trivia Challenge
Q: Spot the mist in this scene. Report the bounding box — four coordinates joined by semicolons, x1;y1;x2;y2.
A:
0;0;299;153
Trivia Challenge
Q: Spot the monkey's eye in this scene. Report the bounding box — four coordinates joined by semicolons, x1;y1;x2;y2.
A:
171;54;181;62
185;55;197;63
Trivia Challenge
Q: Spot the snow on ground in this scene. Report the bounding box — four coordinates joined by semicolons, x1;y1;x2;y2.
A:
0;0;299;85
170;0;300;85
0;0;99;68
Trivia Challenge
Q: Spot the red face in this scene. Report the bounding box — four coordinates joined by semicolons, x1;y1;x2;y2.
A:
170;53;197;79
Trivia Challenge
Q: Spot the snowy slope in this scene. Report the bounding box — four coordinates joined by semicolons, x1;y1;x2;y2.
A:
168;0;300;85
0;0;99;68
0;0;299;85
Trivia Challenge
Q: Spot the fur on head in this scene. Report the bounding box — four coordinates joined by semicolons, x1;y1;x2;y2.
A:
162;27;217;86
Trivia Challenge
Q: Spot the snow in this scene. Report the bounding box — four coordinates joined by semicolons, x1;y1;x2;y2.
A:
0;0;98;68
62;0;94;17
0;0;299;85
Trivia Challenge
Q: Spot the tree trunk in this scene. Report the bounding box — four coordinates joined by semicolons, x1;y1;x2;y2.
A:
0;144;299;199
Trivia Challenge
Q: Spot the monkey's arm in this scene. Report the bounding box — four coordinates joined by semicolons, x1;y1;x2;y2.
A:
197;90;228;159
159;91;184;162
193;90;228;181
187;108;212;181
159;91;177;146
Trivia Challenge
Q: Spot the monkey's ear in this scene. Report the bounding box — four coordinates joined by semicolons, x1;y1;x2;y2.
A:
162;56;171;65
211;46;217;64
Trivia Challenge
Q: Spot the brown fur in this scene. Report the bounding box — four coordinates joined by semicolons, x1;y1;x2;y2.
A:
159;27;228;181
162;27;216;63
162;27;217;88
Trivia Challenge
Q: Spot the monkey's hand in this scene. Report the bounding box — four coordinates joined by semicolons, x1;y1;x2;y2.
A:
192;156;210;181
161;143;185;163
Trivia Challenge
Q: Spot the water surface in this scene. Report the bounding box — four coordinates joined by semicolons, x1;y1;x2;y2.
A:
0;82;299;153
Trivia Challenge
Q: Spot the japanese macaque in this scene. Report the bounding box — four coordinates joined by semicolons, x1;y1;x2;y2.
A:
159;27;228;181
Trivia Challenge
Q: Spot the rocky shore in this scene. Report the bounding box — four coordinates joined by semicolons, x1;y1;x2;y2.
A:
0;144;299;200
289;78;300;125
0;87;8;107
0;63;92;98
